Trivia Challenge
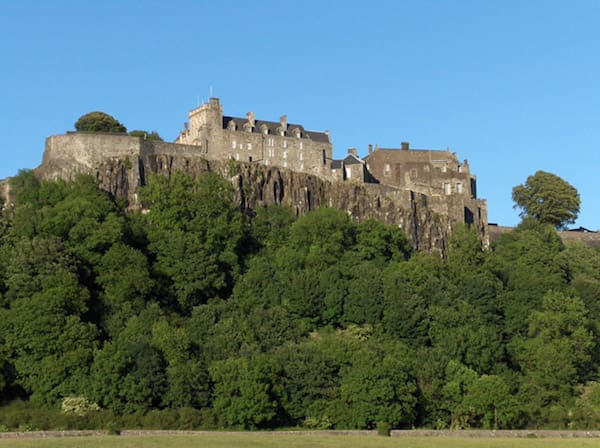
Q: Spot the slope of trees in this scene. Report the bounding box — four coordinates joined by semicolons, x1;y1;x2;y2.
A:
1;170;600;431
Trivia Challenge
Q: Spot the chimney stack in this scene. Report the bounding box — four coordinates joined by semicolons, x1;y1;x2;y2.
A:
401;141;409;151
368;144;373;154
246;111;255;127
348;147;357;156
280;115;287;132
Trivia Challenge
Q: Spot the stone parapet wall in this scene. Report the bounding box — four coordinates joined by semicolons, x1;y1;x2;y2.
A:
489;224;600;247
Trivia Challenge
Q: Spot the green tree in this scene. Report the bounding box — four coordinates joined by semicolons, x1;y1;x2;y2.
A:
128;130;163;141
1;237;98;406
140;172;247;312
74;112;127;133
209;355;282;429
463;374;518;429
89;308;167;415
512;170;580;229
513;291;594;425
337;343;417;429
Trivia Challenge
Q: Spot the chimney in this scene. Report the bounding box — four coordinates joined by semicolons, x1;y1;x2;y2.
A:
401;141;409;151
184;122;189;130
348;147;357;156
280;115;287;132
368;144;373;155
246;111;255;127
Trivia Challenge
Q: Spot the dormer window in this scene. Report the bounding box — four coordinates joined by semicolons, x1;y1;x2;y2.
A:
227;120;236;131
292;127;301;138
260;124;269;135
243;122;252;133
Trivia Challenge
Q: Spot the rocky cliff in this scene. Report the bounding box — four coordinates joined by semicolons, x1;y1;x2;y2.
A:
3;133;487;253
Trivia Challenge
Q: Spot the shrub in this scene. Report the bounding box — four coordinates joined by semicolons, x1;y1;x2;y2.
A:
377;421;390;436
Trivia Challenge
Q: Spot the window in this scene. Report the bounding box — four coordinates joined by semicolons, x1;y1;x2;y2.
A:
235;153;240;161
322;150;326;165
456;182;463;194
246;143;252;150
283;151;287;159
299;151;303;161
231;140;236;149
282;140;288;148
410;168;418;178
457;165;462;173
283;161;288;167
268;147;274;157
384;163;391;175
441;165;447;173
300;162;304;170
249;156;253;162
444;182;451;195
345;167;351;179
299;142;303;150
268;138;274;146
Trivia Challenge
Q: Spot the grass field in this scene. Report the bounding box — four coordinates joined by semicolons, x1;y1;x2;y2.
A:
1;434;600;448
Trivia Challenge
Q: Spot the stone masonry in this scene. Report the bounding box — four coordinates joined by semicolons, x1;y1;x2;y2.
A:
2;98;489;251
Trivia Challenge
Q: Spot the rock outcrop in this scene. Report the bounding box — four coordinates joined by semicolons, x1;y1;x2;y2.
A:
2;133;488;253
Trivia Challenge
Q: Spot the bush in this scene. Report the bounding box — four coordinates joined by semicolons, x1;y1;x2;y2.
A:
377;421;390;436
106;421;121;435
75;112;127;133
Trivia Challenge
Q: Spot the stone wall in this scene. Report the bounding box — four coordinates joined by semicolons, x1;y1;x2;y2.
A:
488;224;600;247
176;98;334;179
0;131;489;253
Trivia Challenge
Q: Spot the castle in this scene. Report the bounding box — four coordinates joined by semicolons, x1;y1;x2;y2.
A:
1;98;488;251
174;98;486;227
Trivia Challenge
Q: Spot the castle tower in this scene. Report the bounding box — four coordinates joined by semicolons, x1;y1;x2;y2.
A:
189;97;222;131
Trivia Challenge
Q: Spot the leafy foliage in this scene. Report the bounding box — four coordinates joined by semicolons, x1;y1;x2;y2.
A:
1;169;600;431
128;130;163;141
74;112;127;133
512;170;580;229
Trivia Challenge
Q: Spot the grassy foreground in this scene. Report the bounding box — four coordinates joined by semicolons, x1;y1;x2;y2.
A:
1;434;600;448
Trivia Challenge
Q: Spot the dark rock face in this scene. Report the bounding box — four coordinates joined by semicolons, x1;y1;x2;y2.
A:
84;155;454;252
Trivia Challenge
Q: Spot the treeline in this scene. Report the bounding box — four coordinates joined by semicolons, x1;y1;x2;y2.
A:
1;170;600;431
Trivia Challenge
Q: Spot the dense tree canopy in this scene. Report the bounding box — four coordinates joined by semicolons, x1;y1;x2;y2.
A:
512;170;580;229
1;169;600;431
74;112;127;133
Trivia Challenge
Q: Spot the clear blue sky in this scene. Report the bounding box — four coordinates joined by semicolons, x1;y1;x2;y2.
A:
1;0;599;229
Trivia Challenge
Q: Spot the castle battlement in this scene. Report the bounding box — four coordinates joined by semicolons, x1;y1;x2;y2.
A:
0;98;488;249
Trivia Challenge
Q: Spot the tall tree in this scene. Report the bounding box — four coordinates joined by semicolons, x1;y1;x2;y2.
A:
74;112;127;133
512;171;580;229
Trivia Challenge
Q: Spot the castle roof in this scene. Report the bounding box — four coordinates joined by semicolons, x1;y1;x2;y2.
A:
222;116;330;143
343;154;363;165
364;147;457;163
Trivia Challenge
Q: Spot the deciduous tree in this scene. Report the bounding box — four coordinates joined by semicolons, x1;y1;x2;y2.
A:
512;170;580;229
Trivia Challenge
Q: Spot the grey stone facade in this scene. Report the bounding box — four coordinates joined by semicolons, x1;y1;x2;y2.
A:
1;98;489;250
173;98;486;230
176;98;333;178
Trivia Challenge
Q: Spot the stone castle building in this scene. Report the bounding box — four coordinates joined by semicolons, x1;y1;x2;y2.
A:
0;98;489;251
174;98;486;227
176;98;333;178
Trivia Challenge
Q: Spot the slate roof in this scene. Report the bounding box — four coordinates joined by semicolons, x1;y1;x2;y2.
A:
343;154;363;165
222;116;330;143
331;160;342;169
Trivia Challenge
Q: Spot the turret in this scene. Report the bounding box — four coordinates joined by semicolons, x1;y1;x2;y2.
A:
188;97;223;132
